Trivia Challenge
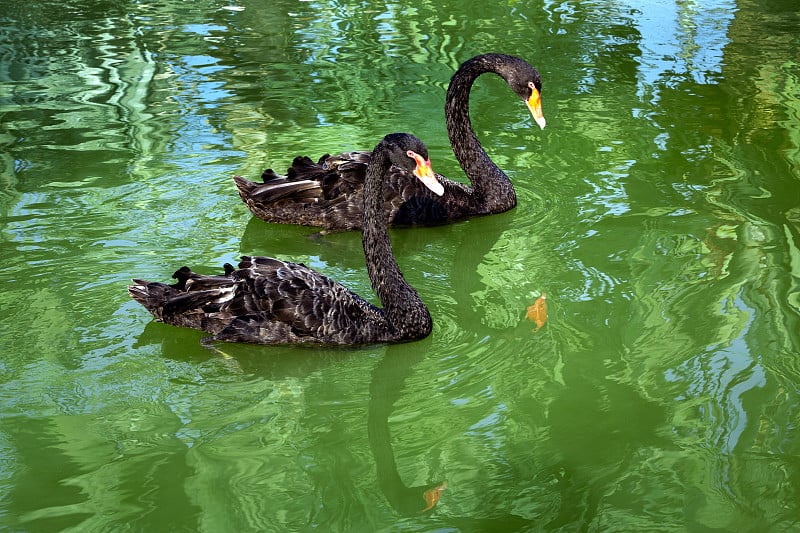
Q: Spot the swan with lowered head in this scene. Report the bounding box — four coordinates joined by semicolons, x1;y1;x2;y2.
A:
129;133;443;345
233;53;545;231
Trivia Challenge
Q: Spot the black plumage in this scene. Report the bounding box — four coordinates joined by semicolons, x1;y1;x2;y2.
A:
233;54;545;231
129;133;441;345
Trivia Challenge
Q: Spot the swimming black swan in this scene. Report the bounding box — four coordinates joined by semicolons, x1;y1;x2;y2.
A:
129;134;442;345
233;53;545;231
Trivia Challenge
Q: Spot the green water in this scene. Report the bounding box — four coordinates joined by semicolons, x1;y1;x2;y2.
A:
2;0;800;530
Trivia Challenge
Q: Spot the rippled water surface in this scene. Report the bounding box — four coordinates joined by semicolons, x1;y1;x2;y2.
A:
2;0;800;530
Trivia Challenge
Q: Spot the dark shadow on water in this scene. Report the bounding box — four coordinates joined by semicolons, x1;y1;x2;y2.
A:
368;343;537;529
367;344;446;516
133;319;395;378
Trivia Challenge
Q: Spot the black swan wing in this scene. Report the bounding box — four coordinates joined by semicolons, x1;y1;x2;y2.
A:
235;148;470;228
233;151;372;229
216;256;388;345
129;256;389;345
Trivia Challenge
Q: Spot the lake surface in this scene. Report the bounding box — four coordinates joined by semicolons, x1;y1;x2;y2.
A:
2;0;800;530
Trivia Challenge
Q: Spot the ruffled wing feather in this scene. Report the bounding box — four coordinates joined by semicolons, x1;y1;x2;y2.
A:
129;256;391;345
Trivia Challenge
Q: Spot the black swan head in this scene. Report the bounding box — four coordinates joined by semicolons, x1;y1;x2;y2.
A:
485;54;546;129
376;133;443;196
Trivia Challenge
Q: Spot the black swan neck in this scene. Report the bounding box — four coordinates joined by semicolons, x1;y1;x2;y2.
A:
362;146;432;340
445;54;515;209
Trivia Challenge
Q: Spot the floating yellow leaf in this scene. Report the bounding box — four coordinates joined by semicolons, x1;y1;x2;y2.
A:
526;293;547;331
419;480;447;513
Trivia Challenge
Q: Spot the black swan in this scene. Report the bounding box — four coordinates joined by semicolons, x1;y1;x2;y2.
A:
128;133;442;345
233;53;545;231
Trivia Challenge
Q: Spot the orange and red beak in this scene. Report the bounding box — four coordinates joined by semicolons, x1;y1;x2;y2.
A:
407;150;444;196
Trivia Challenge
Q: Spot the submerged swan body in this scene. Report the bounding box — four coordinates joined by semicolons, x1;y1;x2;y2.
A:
234;53;545;231
129;134;443;345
